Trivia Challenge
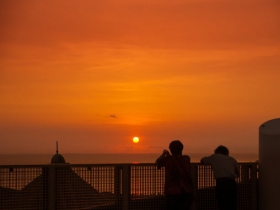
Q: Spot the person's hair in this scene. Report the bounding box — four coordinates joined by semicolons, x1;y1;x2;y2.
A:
169;140;184;155
214;145;229;156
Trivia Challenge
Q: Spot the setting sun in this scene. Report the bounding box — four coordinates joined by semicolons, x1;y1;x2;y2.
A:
0;0;279;155
133;137;139;143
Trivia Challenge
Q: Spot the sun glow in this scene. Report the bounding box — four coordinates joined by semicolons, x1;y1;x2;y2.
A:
133;137;139;143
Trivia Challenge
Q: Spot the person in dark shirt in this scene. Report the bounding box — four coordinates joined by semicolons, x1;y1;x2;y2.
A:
156;140;194;210
201;145;240;210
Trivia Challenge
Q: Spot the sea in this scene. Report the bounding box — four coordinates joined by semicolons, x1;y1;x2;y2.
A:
0;152;258;165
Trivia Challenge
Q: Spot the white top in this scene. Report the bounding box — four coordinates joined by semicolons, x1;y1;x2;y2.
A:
201;154;240;179
259;118;280;135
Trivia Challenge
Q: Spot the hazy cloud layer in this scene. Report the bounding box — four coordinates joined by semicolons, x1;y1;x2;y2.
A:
0;0;279;154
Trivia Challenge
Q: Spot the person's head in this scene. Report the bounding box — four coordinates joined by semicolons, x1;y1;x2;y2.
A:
214;145;229;156
169;140;184;155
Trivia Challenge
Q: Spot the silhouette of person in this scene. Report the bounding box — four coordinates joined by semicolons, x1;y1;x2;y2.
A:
200;145;240;210
156;140;194;210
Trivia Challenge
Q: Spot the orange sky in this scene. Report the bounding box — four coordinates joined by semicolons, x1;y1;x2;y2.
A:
1;0;280;155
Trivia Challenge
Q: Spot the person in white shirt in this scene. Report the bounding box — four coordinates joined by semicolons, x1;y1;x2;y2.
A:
201;145;240;210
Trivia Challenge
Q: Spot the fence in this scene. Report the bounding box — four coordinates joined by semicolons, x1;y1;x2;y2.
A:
0;162;258;210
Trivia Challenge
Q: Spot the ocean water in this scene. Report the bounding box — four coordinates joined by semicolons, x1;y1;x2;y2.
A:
0;152;258;165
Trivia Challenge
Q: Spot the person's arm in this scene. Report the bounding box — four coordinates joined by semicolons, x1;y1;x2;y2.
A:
234;160;240;177
156;149;170;169
200;155;212;165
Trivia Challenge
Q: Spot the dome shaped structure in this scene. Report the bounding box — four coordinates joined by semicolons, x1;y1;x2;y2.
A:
51;153;66;164
50;141;67;164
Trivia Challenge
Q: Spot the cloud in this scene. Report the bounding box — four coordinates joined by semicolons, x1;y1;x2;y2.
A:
109;114;117;118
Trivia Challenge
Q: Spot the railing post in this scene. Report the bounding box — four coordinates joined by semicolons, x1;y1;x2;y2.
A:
48;165;55;210
114;166;120;194
122;165;130;210
191;164;198;210
114;166;121;206
251;163;258;210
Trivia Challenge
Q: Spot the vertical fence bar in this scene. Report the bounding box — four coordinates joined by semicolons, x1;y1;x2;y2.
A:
191;164;198;210
42;167;48;210
48;166;55;210
114;165;121;207
122;165;130;210
251;163;258;210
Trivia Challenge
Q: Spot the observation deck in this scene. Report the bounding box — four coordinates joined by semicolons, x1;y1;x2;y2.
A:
0;162;258;210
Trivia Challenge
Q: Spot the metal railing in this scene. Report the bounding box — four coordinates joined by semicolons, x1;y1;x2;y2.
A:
0;162;258;210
